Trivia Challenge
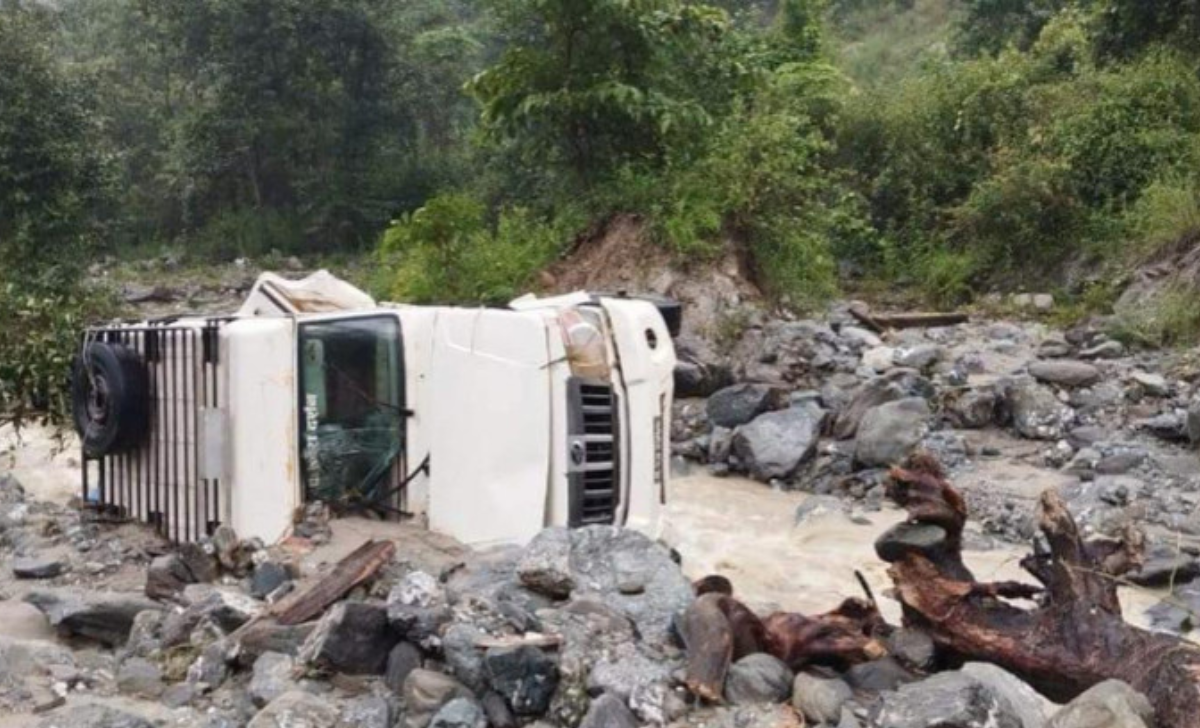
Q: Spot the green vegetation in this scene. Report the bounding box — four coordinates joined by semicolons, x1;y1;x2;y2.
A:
10;0;1200;423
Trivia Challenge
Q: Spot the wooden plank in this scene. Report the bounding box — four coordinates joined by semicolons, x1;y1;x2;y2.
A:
849;302;968;331
272;539;396;626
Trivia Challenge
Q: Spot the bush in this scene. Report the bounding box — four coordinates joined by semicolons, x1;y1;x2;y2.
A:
377;193;571;305
1123;177;1200;264
0;285;116;428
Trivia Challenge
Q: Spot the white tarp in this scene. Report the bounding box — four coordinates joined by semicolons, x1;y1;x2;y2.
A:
238;270;376;317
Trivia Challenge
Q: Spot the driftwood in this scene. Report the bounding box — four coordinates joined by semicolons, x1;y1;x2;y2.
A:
681;587;886;701
882;453;1200;728
849;302;968;333
272;539;396;626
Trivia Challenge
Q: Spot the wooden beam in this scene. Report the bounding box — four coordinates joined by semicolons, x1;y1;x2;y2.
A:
272;539;396;626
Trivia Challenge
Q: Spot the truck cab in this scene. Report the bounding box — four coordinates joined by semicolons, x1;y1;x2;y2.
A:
72;273;676;548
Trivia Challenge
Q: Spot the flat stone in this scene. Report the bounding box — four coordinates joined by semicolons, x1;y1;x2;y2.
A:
1029;360;1101;388
13;556;65;580
1080;341;1125;360
24;588;163;647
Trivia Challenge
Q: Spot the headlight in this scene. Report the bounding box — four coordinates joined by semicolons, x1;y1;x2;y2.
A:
559;307;611;381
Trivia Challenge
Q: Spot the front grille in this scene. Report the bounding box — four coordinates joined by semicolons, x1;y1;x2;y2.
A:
567;380;620;527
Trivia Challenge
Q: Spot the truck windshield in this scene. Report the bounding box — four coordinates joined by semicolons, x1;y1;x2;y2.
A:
297;315;404;511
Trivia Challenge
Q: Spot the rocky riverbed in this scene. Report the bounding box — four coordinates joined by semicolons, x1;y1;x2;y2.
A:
1;300;1199;727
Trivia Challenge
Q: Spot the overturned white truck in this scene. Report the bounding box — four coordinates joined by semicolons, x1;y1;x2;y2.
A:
71;272;677;547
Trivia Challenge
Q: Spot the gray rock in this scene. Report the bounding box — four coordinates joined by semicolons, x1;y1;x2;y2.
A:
1047;679;1153;728
299;601;398;675
339;695;392;728
248;690;339;728
708;426;734;464
724;653;792;704
233;620;316;667
187;639;231;690
162;585;263;646
1039;335;1073;358
516;526;693;643
586;645;673;701
1146;582;1200;633
117;656;164;698
442;623;486;692
732;404;825;482
1130;371;1170;397
1008;380;1076;440
945;386;1001;429
13;555;65;579
1188;400;1200;445
480;691;517;728
863;345;897;372
887;628;936;671
146;554;196;600
580;693;638;728
1141;411;1189;442
875;523;948;563
178;541;220;583
1029;360;1101;388
845;657;917;693
25;588;163;647
960;662;1051;728
123;609;165;658
250;562;291;600
792;673;852;724
387;571;451;644
1129;541;1200;587
707;384;786;428
854;398;931;468
385;641;423;694
870;670;1024;728
36;705;153;728
894;344;944;371
404;669;475;728
429;698;487;728
249;651;297;707
832;369;933;439
484;645;559;715
1080;341;1125;360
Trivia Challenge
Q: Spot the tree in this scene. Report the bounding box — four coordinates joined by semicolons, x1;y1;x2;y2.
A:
955;0;1069;56
468;0;732;188
0;3;109;288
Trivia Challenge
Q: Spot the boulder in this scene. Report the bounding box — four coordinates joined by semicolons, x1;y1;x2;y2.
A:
145;554;195;600
1129;371;1170;397
248;690;338;728
299;601;398;675
387;571;451;644
1029;360;1101;388
792;673;853;725
674;338;733;398
832;369;933;439
1047;679;1153;728
870;670;1025;728
724;653;793;704
484;645;559;716
731;404;825;482
707;384;786;428
25;589;162;647
580;693;638;728
960;662;1052;728
854;398;931;468
233;620;316;667
516;526;692;643
887;629;936;671
862;346;897;373
1007;380;1076;440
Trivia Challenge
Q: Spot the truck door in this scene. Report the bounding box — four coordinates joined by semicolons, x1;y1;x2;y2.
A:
297;314;406;513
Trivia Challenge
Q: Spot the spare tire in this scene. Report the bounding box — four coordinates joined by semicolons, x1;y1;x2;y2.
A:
71;341;150;457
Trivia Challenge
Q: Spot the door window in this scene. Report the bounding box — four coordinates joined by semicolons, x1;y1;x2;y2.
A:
298;316;404;508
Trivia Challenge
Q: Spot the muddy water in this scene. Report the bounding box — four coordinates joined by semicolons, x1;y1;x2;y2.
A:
662;467;1166;630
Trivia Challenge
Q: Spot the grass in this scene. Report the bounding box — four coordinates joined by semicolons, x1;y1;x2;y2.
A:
830;0;960;89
